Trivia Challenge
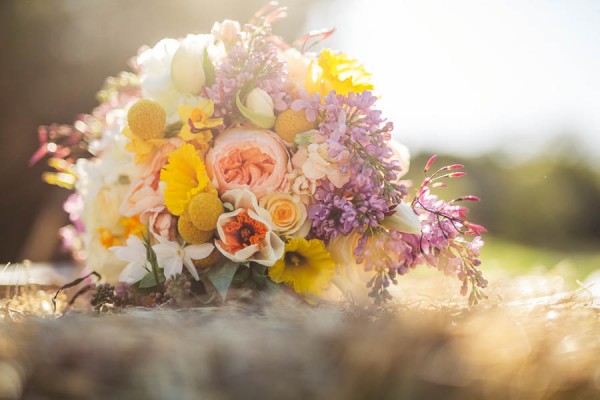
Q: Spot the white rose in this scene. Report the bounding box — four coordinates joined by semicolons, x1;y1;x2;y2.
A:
327;232;371;305
328;231;362;267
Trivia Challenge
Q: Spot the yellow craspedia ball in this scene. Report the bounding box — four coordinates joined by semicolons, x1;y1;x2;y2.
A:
177;217;214;244
188;193;224;231
274;109;318;143
127;99;167;140
192;247;223;270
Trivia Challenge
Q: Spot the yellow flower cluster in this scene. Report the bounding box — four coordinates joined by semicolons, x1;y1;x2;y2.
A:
305;48;374;97
123;99;222;164
123;99;168;163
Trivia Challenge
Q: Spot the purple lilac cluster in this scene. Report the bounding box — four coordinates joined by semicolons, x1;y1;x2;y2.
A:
309;169;391;240
206;26;290;117
294;91;406;240
413;187;487;303
353;231;421;303
351;157;487;304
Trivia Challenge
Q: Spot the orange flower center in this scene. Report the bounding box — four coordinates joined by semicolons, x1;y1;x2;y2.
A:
274;204;294;224
99;228;115;248
219;210;268;255
190;108;207;124
218;147;275;186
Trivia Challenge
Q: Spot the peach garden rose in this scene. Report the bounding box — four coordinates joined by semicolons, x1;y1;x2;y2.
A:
205;127;289;199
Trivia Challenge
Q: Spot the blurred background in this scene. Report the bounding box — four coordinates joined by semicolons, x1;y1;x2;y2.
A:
1;0;599;278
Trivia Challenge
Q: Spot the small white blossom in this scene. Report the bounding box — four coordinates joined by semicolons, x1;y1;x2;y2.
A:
153;239;214;281
110;235;151;284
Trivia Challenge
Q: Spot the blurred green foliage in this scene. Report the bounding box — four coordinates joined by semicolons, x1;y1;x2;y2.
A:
481;236;600;280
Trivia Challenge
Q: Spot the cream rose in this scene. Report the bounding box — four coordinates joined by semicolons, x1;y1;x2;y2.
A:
327;231;362;268
205;127;290;199
259;192;310;237
327;232;371;305
279;48;311;89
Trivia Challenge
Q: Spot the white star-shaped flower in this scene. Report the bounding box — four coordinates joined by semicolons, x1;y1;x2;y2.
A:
152;239;214;281
110;235;151;284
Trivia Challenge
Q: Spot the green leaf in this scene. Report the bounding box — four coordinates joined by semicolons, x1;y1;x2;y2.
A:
207;261;239;301
235;90;276;129
139;270;166;289
203;47;216;87
264;279;282;293
232;266;250;285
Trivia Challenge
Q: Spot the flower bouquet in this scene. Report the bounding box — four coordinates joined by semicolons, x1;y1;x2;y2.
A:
32;4;487;308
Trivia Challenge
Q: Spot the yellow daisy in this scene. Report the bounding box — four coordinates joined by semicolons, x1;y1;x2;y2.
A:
160;143;214;216
306;48;374;97
178;100;223;146
269;238;335;297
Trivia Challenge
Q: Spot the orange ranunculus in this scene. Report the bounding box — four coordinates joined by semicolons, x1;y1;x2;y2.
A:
214;189;285;266
218;210;268;255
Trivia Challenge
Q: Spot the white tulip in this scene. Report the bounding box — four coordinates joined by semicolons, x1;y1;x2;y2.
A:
171;35;208;95
245;88;275;119
381;202;421;234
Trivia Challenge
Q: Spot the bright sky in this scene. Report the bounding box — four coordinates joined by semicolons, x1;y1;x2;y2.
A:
304;0;600;162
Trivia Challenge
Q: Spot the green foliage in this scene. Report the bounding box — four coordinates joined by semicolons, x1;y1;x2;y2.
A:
207;261;239;301
138;270;166;289
203;47;215;87
481;236;600;279
235;89;276;129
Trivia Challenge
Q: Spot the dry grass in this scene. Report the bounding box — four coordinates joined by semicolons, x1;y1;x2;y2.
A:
0;273;598;400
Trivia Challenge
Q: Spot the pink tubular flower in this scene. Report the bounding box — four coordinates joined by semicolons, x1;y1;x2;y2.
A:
205;127;289;199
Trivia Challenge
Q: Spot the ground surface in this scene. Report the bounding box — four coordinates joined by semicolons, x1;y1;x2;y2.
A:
0;271;599;400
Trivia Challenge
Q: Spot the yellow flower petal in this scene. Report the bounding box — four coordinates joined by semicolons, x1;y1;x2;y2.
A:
269;238;335;297
178;104;194;122
177;100;222;146
123;125;168;164
305;49;374;97
160;143;212;215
